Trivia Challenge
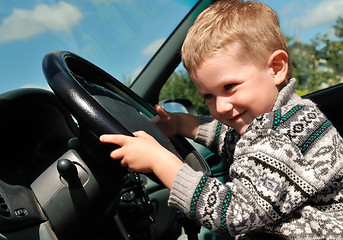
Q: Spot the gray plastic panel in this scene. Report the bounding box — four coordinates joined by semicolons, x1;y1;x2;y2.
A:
0;222;57;240
30;150;100;237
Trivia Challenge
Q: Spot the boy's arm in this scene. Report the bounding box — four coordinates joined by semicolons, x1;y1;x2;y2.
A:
173;112;199;140
153;104;199;140
168;130;308;236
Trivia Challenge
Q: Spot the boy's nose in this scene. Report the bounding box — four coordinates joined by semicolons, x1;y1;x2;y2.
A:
216;97;233;114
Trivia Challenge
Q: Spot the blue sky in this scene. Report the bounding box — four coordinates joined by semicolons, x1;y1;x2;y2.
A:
1;0;343;94
267;0;343;42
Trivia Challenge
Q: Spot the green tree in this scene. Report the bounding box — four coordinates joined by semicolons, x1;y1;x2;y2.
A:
288;37;317;95
288;16;343;95
333;16;343;39
160;69;209;115
318;18;343;76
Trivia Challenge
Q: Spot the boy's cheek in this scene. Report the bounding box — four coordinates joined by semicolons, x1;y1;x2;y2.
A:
207;105;216;116
209;110;221;122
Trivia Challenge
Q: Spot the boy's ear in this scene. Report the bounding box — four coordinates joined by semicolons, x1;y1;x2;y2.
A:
268;50;288;86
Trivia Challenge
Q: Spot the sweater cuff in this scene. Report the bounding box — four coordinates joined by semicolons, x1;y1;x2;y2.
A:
195;115;218;148
168;164;203;216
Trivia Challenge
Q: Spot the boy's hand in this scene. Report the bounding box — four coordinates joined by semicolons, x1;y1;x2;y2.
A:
100;131;162;173
99;131;183;190
151;104;178;137
152;104;200;140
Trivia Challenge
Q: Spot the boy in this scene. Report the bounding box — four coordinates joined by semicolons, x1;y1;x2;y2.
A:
100;0;343;239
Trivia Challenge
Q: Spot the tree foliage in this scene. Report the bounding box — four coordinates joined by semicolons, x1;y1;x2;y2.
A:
160;17;343;114
289;17;343;95
160;69;209;115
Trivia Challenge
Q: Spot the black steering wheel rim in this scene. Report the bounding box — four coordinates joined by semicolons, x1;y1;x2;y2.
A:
43;50;142;137
42;50;211;175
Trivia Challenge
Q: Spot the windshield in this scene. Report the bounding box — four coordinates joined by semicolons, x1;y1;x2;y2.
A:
1;0;342;94
0;0;198;93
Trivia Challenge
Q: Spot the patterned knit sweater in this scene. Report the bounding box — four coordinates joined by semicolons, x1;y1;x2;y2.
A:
168;79;343;240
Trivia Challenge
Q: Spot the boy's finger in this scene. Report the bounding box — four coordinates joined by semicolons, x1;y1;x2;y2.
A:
151;114;161;124
120;160;128;167
133;131;155;141
133;130;148;137
155;104;169;119
99;134;130;146
110;148;124;160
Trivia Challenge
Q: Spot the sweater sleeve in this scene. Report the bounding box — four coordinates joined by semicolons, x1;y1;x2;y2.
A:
169;132;289;236
195;115;239;157
168;104;343;237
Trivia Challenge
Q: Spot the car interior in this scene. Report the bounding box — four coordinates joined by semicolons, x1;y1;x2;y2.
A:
0;0;342;240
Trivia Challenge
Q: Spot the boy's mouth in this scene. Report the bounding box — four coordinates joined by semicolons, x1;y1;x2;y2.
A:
229;111;246;122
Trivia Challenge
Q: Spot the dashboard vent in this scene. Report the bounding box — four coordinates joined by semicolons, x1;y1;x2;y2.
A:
0;194;10;217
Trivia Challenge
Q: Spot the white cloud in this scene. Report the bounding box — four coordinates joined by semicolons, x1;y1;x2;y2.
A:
298;0;343;28
0;1;83;43
90;0;123;4
141;38;166;56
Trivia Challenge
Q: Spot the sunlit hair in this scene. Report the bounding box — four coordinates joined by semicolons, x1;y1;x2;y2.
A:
182;0;292;80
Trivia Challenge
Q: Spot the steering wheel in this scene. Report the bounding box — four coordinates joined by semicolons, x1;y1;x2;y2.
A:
42;50;211;178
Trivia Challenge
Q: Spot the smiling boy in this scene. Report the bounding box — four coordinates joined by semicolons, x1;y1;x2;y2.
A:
100;0;343;239
190;43;286;135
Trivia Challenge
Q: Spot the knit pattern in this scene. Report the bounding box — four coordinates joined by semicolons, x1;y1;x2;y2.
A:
168;79;343;239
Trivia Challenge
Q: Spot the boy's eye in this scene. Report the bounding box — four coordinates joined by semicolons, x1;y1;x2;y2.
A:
224;84;235;91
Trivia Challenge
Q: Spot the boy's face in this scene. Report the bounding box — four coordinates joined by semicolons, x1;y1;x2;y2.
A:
191;44;281;135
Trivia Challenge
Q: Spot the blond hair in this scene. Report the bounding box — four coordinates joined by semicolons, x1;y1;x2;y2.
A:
182;0;292;79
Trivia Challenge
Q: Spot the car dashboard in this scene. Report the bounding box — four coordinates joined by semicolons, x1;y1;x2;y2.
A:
0;88;180;240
